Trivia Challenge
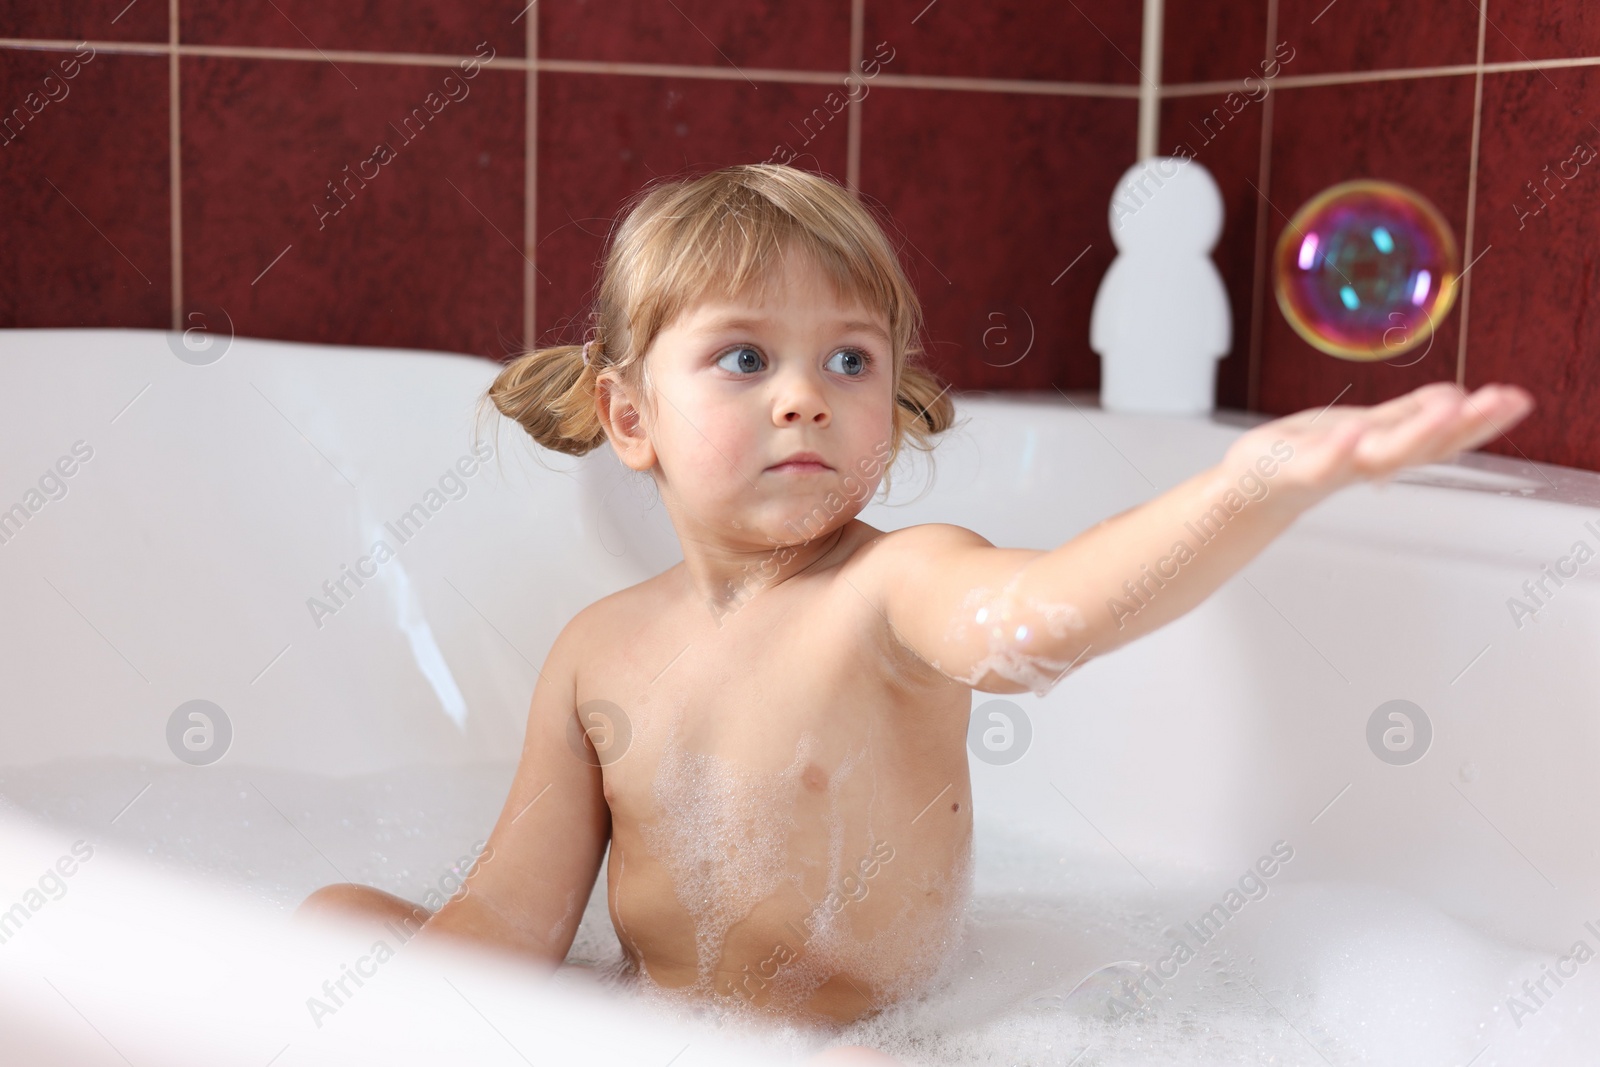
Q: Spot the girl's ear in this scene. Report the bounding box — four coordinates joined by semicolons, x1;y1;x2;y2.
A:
595;375;655;472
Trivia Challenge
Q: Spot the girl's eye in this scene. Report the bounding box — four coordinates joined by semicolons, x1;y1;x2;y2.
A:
826;347;872;377
716;345;765;375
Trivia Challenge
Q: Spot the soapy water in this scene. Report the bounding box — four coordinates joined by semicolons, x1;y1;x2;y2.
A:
1;757;1596;1066
936;571;1090;697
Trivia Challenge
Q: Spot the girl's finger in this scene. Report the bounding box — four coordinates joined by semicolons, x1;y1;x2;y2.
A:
1439;387;1531;458
1306;419;1365;489
1353;391;1461;471
1361;381;1463;431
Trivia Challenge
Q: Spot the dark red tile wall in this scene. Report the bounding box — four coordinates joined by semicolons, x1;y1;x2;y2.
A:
1;0;1597;471
1164;0;1600;472
1163;0;1265;84
1272;0;1478;76
0;1;167;44
180;1;528;57
180;53;524;357
863;0;1143;83
1468;64;1600;470
0;46;170;327
541;0;848;70
859;87;1135;393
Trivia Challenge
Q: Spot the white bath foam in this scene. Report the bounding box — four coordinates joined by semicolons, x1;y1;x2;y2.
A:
0;756;514;909
937;574;1089;697
787;824;1310;1067
2;758;1591;1066
1230;880;1600;1067
724;822;1598;1067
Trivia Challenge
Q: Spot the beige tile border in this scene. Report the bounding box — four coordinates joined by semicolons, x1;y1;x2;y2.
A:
523;4;537;352
1165;54;1600;99
1457;0;1491;387
167;0;181;330
1137;0;1165;159
846;0;863;192
8;35;1590;92
1245;0;1280;413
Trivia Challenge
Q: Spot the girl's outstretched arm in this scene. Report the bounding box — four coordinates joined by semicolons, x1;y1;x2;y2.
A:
869;381;1534;694
415;609;611;966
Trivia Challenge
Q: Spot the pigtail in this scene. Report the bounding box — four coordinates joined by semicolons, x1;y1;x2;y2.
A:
478;343;606;458
872;351;958;503
895;359;956;447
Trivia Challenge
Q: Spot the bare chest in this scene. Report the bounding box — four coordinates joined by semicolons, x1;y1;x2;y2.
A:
575;562;976;1017
590;573;892;780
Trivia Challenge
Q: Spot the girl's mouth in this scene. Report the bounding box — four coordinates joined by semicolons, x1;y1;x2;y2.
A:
766;451;832;473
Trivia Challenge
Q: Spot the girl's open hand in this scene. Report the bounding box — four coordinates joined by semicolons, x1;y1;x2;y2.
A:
1222;381;1536;510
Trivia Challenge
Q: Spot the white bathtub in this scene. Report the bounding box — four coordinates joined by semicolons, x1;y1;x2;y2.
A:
1;328;1595;1066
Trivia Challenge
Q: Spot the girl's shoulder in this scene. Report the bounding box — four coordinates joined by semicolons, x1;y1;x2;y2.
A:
842;521;992;578
573;566;679;629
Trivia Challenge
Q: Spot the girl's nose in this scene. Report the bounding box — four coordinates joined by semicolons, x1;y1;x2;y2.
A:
781;404;829;425
777;378;830;425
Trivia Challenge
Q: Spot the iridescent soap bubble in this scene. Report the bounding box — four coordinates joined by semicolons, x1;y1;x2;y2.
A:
1273;180;1459;361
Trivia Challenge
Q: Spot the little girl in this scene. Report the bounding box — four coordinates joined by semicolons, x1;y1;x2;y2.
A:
299;163;1533;1034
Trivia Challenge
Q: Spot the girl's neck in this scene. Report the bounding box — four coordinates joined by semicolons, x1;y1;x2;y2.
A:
681;522;855;622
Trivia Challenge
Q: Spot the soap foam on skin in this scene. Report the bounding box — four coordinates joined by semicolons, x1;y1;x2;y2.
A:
629;717;973;1021
781;757;974;1018
753;834;974;1020
937;573;1089;697
635;720;817;998
608;837;975;1038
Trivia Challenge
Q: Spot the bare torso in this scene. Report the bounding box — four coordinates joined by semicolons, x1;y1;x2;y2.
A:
578;520;974;1023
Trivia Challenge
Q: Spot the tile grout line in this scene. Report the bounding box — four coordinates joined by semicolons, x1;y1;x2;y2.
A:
0;36;1136;94
1457;0;1490;387
1136;0;1164;159
4;35;1599;106
845;0;863;192
868;71;1139;97
1245;0;1279;414
1169;63;1476;97
168;0;181;329
1167;54;1600;95
7;36;1596;90
524;6;537;352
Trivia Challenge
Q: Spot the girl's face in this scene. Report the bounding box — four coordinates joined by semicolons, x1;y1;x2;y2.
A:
605;243;898;551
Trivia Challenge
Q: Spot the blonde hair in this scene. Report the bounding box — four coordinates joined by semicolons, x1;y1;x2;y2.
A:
479;163;956;497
